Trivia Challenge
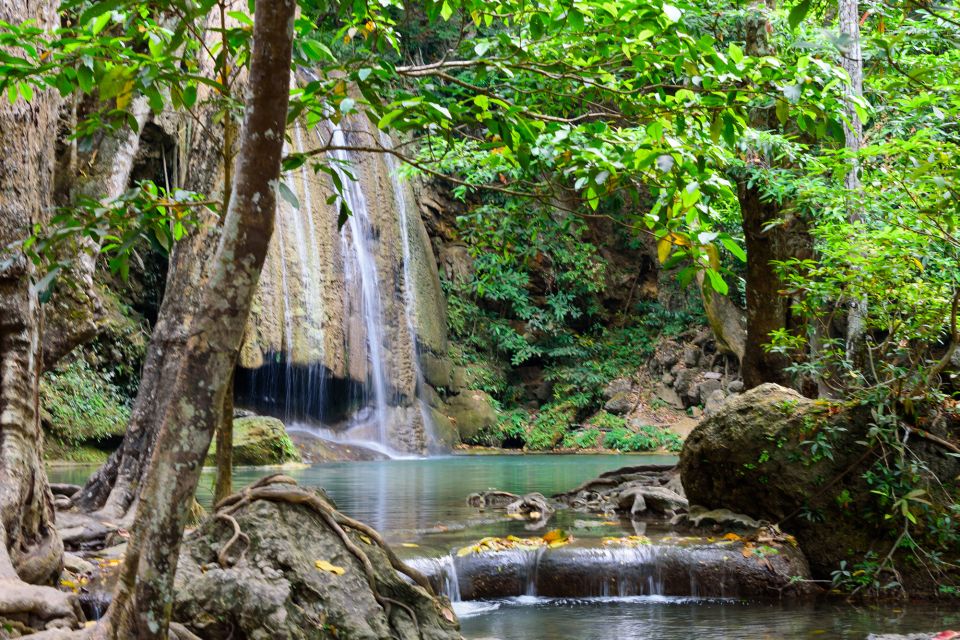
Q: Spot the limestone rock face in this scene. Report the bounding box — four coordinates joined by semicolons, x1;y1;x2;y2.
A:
444;390;497;442
173;488;461;640
679;383;960;594
237;116;449;451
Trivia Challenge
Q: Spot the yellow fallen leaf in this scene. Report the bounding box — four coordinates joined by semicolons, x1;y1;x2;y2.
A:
722;533;742;542
315;560;346;575
359;534;372;545
400;543;419;548
542;529;569;544
601;521;619;526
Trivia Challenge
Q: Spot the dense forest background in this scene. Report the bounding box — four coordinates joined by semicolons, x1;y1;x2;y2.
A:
0;0;959;636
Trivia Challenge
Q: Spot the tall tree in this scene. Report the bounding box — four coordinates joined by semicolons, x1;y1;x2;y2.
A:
94;0;296;635
839;0;868;361
739;0;815;390
0;0;81;630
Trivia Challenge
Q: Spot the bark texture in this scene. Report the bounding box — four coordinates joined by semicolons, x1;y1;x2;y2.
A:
839;0;868;359
96;1;295;636
42;96;151;370
72;9;236;522
0;0;82;631
738;0;814;390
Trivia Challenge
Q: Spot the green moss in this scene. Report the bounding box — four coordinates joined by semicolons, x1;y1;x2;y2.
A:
525;402;577;450
207;416;302;466
41;358;130;459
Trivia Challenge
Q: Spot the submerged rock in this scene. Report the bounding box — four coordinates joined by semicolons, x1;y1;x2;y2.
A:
173;478;461;640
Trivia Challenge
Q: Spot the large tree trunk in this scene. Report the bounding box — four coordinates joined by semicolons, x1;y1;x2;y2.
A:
0;0;82;631
738;0;815;390
72;9;237;522
94;1;295;636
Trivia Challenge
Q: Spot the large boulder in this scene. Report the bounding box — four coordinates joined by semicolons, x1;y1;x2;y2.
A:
679;383;960;595
173;480;461;640
444;390;497;442
207;416;301;466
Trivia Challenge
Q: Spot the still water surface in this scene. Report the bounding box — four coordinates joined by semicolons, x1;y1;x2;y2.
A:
48;455;956;639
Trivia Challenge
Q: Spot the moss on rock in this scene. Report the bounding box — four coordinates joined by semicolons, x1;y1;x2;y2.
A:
207;416;301;466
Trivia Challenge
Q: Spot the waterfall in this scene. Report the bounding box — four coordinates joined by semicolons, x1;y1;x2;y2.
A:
329;124;391;446
380;132;438;449
237;114;450;455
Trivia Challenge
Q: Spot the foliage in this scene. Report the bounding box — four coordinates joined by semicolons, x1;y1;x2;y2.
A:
604;424;682;453
40;357;131;452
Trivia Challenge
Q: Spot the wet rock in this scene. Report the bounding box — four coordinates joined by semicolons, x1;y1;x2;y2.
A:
421;352;452;390
727;380;744;393
679;383;960;595
207;416;301;466
173;482;460;640
444;390;497;442
419;542;814;601
289;431;387;463
466;490;520;508
703;371;723;380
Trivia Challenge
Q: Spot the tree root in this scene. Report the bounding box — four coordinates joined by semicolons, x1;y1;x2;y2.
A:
213;514;248;568
0;579;84;634
212;475;440;639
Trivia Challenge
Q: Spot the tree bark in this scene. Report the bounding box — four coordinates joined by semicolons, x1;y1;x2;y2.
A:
839;0;868;361
0;0;82;631
72;6;239;522
42;96;152;370
213;369;235;505
95;1;294;636
738;0;815;390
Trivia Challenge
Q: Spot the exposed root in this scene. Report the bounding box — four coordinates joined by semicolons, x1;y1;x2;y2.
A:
0;579;84;634
213;514;248;568
212;475;439;639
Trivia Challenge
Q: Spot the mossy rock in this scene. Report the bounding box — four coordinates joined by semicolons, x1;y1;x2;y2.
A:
444;390;498;442
207;416;301;466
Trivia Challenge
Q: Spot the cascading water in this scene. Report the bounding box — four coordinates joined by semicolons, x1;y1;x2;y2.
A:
329;124;391;446
380;131;438;449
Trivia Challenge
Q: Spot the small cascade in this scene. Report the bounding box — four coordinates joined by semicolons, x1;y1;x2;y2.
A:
407;544;745;601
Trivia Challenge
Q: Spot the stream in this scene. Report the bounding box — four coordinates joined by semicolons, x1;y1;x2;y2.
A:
48;454;956;638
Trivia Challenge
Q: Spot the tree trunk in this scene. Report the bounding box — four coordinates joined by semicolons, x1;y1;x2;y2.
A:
738;0;815;390
42;96;152;370
840;0;868;361
96;1;294;636
72;7;239;522
213;369;235;505
0;0;82;631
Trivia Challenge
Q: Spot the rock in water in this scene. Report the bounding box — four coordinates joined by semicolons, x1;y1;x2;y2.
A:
173;478;461;640
679;383;960;595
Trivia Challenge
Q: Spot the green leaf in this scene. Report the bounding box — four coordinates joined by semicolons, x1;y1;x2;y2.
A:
440;1;453;21
278;181;300;210
705;268;728;295
720;237;747;262
788;0;812;31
